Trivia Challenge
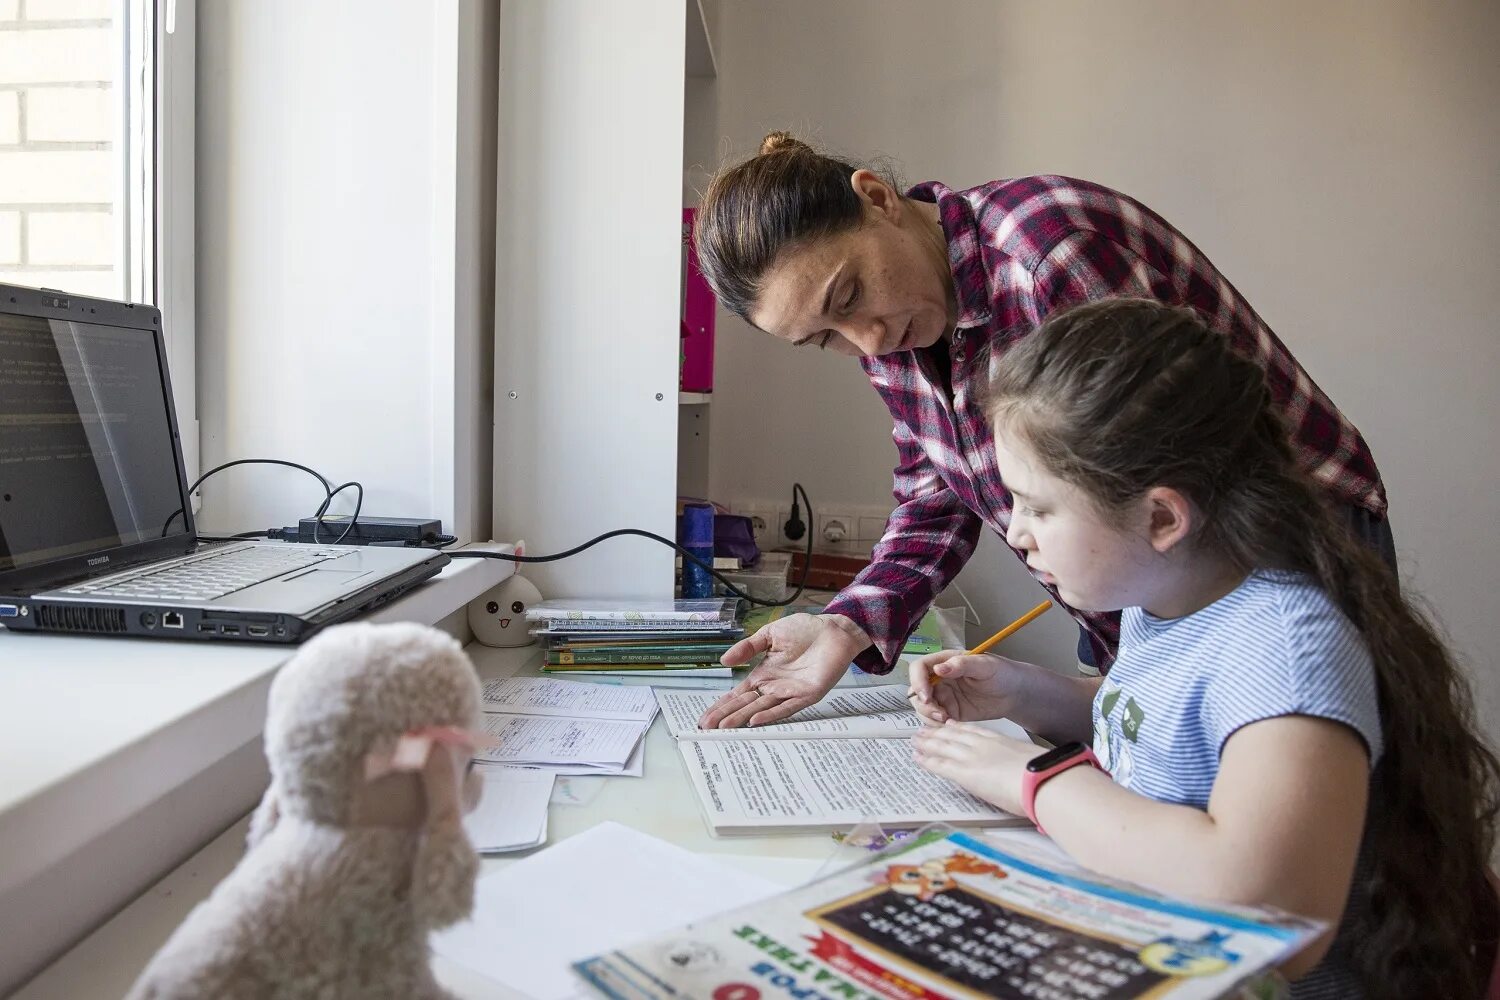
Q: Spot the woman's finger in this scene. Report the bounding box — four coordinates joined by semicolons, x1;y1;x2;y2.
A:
697;680;762;729
714;687;787;730
745;692;817;728
720;628;774;667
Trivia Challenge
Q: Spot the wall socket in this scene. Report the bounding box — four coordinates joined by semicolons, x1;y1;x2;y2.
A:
818;512;853;545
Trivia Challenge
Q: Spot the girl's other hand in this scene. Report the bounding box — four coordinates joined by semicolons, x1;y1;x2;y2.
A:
912;721;1036;815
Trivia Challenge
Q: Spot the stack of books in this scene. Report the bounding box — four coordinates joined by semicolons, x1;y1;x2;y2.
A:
526;598;746;679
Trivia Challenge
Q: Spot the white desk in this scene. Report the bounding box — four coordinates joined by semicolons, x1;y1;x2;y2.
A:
0;547;514;994
17;639;1016;999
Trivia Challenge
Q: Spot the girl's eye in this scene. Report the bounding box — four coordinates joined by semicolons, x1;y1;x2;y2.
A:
1020;505;1046;518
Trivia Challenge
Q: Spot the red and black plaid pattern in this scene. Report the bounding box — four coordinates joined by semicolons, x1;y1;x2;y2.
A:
824;176;1386;673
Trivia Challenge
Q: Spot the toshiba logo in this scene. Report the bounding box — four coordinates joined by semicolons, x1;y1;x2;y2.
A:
87;555;110;567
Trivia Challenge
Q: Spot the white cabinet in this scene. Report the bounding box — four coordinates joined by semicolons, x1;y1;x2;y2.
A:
493;0;718;599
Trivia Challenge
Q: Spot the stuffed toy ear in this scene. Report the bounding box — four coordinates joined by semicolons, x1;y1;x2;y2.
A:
246;784;281;849
411;743;478;930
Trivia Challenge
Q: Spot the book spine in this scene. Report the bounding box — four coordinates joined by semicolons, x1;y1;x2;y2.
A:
548;649;729;665
543;661;720;672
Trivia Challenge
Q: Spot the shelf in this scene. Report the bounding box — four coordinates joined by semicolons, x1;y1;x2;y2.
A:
685;0;717;78
679;391;711;405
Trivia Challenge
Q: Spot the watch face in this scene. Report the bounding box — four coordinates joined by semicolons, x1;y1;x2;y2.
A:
1027;741;1088;772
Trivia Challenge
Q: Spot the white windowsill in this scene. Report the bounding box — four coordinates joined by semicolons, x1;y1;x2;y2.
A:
0;543;513;991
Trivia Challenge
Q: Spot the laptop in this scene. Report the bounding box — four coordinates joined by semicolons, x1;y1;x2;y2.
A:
0;283;449;643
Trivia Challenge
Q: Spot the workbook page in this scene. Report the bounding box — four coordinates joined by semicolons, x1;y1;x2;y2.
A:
655;684;922;740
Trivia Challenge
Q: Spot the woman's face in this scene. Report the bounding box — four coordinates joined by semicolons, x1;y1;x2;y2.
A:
748;171;956;358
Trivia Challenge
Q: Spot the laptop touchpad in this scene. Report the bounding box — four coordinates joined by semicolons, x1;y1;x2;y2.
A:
285;568;373;583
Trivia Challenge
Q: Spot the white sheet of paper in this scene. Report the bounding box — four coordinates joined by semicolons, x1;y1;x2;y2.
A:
475;714;647;769
537;731;647;777
464;766;554;853
431;821;789;1000
482;676;658;723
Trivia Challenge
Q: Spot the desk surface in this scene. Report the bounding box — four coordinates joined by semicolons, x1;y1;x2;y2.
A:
17;638;1022;999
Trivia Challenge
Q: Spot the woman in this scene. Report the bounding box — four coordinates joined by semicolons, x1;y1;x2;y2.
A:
696;132;1390;731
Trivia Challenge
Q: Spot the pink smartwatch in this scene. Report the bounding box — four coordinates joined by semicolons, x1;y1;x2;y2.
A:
1020;741;1103;835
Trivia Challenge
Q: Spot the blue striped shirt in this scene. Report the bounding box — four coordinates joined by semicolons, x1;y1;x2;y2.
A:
1092;569;1382;998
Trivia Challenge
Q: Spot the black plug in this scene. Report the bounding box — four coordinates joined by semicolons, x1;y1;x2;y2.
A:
784;495;806;542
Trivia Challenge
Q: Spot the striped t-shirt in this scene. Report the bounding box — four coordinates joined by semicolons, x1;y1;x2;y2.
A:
1092;569;1382;998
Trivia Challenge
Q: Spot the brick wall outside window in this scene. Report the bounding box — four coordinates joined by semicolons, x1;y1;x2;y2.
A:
0;0;121;299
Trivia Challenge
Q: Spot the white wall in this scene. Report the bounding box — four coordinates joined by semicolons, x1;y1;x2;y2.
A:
707;1;1500;722
196;0;495;542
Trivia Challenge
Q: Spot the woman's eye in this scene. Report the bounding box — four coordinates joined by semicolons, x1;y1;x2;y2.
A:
818;331;834;350
843;282;860;311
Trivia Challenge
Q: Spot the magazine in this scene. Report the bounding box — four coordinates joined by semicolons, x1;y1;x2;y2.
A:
574;826;1322;1000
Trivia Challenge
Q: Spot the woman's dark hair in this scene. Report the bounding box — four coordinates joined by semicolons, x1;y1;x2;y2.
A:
695;131;883;321
985;297;1498;998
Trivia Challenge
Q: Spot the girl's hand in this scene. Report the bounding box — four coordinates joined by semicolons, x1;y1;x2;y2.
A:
697;613;871;729
907;650;1035;725
912;721;1037;815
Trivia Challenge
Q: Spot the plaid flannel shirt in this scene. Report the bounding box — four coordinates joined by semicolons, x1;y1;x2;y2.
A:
823;176;1386;674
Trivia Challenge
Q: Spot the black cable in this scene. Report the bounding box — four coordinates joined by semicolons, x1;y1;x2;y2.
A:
309;480;364;544
162;459;335;537
448;482;819;608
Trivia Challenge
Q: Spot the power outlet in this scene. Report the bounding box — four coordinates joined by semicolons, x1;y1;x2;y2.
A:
818;512;854;546
774;506;806;549
744;507;774;549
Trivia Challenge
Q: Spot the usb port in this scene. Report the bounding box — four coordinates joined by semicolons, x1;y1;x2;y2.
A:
247;626;270;637
221;625;241;636
198;623;216;633
0;605;18;618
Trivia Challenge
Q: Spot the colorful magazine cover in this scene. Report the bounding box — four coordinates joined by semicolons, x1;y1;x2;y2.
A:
574;827;1320;1000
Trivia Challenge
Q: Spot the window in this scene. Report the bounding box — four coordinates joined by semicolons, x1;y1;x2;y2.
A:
0;0;197;475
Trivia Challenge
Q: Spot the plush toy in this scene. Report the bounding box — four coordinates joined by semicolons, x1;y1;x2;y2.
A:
127;622;492;1000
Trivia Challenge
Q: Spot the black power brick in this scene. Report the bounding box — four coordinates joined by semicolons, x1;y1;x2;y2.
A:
276;516;444;546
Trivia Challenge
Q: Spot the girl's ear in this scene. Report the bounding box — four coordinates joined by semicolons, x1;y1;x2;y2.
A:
1144;486;1195;554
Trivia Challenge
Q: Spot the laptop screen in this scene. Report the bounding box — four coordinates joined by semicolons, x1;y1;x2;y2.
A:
0;312;189;573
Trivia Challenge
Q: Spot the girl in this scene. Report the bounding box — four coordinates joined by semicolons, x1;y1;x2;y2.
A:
909;298;1497;997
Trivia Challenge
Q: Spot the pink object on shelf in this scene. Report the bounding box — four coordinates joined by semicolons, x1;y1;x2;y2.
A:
681;207;716;393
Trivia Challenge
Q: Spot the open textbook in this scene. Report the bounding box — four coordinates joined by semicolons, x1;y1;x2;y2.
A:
654;685;1027;835
575;826;1323;1000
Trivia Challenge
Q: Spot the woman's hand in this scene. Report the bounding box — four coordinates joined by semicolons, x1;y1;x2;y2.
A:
912;721;1037;815
696;613;872;729
907;650;1039;726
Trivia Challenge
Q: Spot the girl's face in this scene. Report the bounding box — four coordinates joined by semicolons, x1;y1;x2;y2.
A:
995;428;1162;614
748;172;956;358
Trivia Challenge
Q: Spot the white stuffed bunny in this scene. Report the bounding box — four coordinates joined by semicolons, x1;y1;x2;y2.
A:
127;622;490;1000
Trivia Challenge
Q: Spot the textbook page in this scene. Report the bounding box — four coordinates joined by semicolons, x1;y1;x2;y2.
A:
481;676;657;723
677;736;1022;835
655;684;923;740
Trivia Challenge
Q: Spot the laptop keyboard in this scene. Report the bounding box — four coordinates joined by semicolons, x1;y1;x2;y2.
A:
63;544;347;603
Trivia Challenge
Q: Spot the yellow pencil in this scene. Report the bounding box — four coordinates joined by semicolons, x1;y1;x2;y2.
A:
969;600;1053;655
928;600;1053;691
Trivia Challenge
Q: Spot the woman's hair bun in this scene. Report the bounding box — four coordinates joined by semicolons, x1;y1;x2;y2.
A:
759;130;808;156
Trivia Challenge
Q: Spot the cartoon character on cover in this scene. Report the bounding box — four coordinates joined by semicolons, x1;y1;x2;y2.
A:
877;853;1007;901
127;622;493;1000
